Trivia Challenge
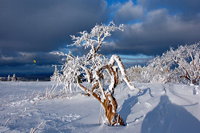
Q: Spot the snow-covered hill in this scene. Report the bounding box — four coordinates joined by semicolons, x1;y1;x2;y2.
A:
0;82;200;133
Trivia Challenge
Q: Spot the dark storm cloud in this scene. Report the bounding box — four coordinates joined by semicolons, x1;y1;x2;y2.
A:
0;0;107;53
105;0;200;56
0;51;61;66
0;0;107;69
140;0;200;20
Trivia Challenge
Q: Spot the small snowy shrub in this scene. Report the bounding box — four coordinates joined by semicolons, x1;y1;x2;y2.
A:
50;65;61;82
127;64;171;84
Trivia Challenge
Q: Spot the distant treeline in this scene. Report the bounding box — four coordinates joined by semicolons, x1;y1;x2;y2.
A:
0;73;51;81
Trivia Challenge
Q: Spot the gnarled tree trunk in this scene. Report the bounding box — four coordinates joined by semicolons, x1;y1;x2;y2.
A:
78;81;125;126
76;55;138;126
102;93;125;126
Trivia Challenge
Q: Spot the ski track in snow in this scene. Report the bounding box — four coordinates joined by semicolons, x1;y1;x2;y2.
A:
0;81;200;133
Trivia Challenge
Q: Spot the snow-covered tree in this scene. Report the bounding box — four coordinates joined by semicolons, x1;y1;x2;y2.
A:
127;63;171;84
127;42;200;85
11;74;17;81
59;53;83;93
151;43;200;85
170;43;200;85
146;55;173;83
7;75;11;81
50;65;61;82
59;22;139;126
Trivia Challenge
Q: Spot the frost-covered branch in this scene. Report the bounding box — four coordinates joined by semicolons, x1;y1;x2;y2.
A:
70;22;124;60
127;42;200;85
52;22;138;126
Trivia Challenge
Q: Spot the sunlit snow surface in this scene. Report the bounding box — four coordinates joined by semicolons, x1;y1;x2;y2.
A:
0;81;200;133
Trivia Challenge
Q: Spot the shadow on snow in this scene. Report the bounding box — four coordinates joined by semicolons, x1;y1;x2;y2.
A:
119;88;153;125
141;95;200;133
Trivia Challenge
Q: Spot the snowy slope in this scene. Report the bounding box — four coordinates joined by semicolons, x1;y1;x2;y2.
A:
0;81;200;133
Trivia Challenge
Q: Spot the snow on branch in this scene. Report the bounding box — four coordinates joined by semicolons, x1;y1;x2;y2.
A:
127;42;200;85
52;22;136;126
70;22;124;60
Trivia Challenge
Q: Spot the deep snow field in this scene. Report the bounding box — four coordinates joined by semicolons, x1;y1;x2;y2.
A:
0;81;200;133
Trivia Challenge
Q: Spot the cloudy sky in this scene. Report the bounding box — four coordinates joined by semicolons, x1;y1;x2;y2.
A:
0;0;200;75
